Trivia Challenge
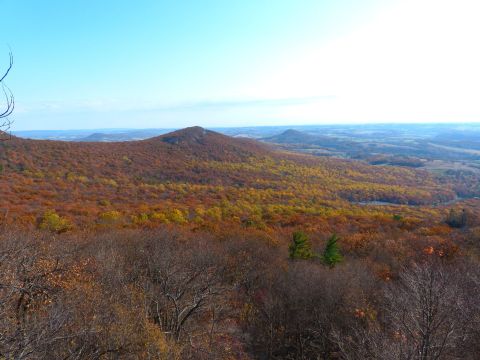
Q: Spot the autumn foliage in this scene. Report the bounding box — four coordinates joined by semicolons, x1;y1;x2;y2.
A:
1;127;480;358
0;127;459;232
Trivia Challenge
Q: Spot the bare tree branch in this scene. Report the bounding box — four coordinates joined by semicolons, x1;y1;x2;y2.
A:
0;52;14;141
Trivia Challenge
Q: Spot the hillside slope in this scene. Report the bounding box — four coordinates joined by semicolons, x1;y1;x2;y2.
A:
0;127;455;227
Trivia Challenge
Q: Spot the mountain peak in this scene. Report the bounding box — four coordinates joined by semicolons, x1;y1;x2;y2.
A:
262;129;313;144
144;126;271;161
281;129;304;136
159;126;210;145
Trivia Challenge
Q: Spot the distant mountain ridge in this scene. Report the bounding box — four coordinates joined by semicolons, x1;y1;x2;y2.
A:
262;128;354;151
263;129;319;144
79;129;172;142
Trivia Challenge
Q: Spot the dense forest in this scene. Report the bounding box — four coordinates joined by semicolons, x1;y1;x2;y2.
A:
0;127;459;228
2;127;480;359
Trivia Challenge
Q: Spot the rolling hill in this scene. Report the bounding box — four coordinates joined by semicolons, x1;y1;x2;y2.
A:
263;129;351;148
0;126;457;228
2;127;479;360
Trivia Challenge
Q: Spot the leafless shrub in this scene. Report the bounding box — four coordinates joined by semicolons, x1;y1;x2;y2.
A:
245;260;377;359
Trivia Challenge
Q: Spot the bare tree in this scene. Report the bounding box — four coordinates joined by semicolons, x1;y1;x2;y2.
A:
143;237;226;346
384;261;470;359
245;260;377;359
0;232;68;360
335;259;476;360
0;52;14;140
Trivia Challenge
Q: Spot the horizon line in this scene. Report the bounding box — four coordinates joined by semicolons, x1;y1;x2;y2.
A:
11;121;480;133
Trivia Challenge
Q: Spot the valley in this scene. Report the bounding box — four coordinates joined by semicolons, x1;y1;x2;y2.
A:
3;0;480;357
3;127;480;358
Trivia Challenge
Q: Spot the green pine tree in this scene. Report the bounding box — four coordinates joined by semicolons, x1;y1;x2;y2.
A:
322;234;343;267
289;231;314;260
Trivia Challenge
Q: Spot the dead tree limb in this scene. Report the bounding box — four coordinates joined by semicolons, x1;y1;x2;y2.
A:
0;52;14;141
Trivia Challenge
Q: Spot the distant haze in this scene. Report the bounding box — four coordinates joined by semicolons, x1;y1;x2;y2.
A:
1;0;479;130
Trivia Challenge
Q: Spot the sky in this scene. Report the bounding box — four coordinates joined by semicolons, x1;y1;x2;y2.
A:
1;0;479;130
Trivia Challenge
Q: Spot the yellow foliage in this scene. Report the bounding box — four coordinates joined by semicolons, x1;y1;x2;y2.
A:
98;210;122;223
150;212;170;224
168;209;187;224
38;210;73;233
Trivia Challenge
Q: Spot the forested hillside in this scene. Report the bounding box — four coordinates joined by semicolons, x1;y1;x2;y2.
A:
0;127;458;229
1;127;480;359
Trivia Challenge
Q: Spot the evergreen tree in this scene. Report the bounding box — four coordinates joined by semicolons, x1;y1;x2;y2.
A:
322;234;343;267
289;231;314;260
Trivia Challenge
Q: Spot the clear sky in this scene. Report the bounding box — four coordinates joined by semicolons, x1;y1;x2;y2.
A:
1;0;479;130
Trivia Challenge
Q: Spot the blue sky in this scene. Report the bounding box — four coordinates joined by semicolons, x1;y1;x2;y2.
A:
1;0;479;130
